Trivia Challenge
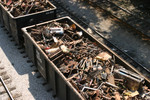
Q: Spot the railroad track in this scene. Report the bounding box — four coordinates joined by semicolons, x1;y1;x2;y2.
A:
0;76;14;100
110;0;150;19
49;0;150;81
87;0;150;39
1;0;150;95
0;63;22;100
0;0;150;99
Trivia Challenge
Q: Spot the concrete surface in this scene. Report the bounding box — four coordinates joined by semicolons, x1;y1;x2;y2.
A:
0;23;55;100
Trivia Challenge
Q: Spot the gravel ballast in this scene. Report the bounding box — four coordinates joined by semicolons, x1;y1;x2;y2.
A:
0;23;55;100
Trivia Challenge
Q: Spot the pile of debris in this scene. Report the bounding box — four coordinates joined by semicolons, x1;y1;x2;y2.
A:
29;21;150;100
0;0;53;17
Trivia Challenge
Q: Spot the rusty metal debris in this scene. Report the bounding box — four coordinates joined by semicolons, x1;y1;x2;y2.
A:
29;21;150;100
114;68;144;91
0;0;54;17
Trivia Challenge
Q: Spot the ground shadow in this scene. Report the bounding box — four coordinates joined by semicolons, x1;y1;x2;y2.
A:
58;0;150;71
0;23;54;100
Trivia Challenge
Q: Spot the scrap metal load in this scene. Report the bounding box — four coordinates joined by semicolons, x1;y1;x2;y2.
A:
25;19;150;99
0;0;53;17
28;20;150;100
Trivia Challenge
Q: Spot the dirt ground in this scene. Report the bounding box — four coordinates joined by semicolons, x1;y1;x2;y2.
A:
111;0;150;23
59;0;150;70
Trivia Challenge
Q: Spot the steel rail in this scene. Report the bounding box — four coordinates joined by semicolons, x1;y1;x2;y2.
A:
0;76;14;100
50;0;150;80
